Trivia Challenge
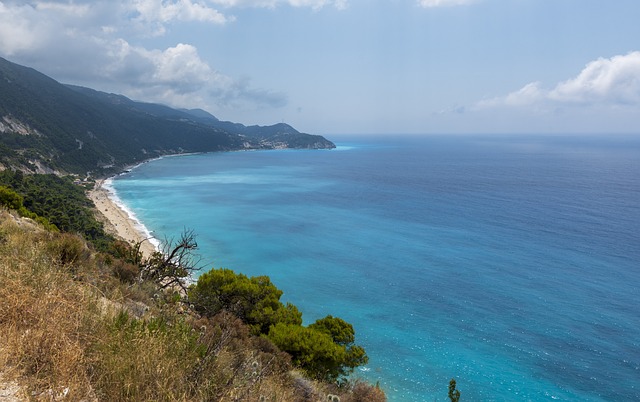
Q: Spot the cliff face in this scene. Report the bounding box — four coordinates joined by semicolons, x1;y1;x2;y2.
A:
0;57;335;176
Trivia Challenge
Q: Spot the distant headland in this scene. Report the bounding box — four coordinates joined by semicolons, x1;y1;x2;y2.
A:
0;56;335;178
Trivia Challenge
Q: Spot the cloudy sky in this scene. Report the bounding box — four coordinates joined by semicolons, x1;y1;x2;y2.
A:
1;0;639;135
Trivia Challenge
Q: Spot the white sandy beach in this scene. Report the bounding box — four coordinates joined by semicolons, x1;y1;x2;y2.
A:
88;179;157;258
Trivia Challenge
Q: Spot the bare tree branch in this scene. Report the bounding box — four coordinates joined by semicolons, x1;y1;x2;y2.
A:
137;228;203;294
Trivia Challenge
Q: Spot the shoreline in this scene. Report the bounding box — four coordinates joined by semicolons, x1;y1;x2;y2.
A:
86;145;334;258
86;152;221;260
88;178;158;258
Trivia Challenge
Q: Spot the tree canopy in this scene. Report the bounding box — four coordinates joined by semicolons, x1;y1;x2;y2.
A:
0;171;113;248
189;268;303;335
268;316;368;382
188;268;368;383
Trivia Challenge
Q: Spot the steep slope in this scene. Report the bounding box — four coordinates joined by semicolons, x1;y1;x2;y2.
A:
67;85;335;150
0;211;384;401
0;57;334;176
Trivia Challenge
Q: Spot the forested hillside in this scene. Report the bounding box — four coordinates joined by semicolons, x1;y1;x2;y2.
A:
0;170;114;249
0;57;334;176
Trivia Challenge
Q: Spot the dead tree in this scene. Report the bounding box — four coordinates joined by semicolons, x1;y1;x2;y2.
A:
139;228;203;293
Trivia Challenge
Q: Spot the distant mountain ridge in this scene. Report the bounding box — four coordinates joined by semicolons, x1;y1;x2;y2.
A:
66;85;319;147
0;57;334;176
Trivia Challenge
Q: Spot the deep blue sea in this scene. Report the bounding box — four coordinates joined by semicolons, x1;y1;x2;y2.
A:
109;135;640;401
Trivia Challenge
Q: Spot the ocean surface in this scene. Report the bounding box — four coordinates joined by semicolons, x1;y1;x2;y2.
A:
109;134;640;401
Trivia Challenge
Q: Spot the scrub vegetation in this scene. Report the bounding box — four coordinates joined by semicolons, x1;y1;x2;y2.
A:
0;170;114;249
0;56;385;401
0;207;384;401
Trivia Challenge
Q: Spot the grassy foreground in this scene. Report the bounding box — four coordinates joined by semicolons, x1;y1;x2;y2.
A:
0;210;385;401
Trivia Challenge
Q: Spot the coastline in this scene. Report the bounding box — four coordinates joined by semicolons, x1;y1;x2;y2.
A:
88;178;158;258
86;153;211;260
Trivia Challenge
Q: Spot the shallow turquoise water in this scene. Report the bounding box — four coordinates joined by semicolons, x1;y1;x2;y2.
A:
111;135;640;401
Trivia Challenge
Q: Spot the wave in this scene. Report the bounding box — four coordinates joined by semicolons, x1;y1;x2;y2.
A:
102;178;161;252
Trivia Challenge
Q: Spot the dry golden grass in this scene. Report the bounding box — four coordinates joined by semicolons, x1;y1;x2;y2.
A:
0;212;97;400
0;210;385;401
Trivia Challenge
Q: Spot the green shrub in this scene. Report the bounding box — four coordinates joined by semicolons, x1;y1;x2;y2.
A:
0;185;23;210
48;233;90;266
0;211;382;401
267;320;368;383
190;268;368;383
189;268;303;335
0;171;113;246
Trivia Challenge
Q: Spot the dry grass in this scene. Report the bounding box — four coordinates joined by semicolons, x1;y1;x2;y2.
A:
0;213;97;400
0;210;385;401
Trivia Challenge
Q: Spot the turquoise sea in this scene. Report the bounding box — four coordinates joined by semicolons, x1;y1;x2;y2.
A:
109;135;640;401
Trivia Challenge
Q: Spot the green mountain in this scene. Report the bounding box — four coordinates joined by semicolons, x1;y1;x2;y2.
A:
0;57;334;176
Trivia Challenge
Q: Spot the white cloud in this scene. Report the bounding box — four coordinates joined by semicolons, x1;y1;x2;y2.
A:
418;0;477;8
0;0;230;40
153;44;216;87
35;1;91;16
209;0;347;10
477;82;544;109
478;52;640;109
288;0;347;10
0;0;347;55
503;82;544;106
100;40;287;109
104;41;218;90
0;2;47;54
0;0;291;111
0;0;347;62
131;0;230;35
549;52;640;104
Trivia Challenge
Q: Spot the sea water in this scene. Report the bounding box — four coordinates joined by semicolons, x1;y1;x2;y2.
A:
111;135;640;401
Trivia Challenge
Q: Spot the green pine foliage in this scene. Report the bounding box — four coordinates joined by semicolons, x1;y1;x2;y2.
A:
310;315;357;346
0;56;381;399
0;174;379;396
0;184;57;231
0;170;114;249
189;268;303;335
189;267;369;383
0;213;299;401
0;185;23;210
269;317;369;382
268;323;347;382
448;378;461;402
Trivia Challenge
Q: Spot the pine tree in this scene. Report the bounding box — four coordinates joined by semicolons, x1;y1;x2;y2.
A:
448;378;461;402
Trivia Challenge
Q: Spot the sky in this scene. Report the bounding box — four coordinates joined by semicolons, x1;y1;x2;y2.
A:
1;0;640;135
